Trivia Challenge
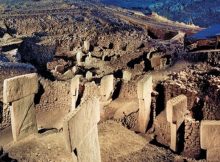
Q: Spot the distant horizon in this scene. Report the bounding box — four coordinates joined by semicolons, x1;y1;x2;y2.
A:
98;0;220;27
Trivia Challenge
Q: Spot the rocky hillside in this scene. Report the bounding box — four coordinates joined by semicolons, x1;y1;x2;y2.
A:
1;0;219;27
98;0;220;27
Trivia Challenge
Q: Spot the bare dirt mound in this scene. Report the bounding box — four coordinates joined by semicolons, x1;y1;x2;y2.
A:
99;120;174;162
5;133;73;162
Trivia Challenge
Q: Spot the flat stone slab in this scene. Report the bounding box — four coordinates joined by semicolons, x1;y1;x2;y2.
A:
63;97;101;162
3;73;38;103
200;120;220;149
10;94;37;141
166;95;187;129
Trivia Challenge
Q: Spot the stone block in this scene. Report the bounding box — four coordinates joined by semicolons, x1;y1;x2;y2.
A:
166;95;187;129
3;73;38;103
63;97;101;162
10;94;37;141
200;120;220;149
207;147;220;162
100;75;114;101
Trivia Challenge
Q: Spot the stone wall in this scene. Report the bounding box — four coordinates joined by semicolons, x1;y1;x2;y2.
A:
118;81;137;99
203;79;220;120
154;110;171;147
35;78;71;129
163;81;197;111
35;78;71;112
183;117;201;159
186;50;220;66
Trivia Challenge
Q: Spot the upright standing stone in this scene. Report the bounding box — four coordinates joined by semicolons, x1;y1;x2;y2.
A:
200;120;220;162
200;120;220;149
166;95;187;152
84;40;90;53
3;73;38;142
137;75;152;133
166;95;187;129
76;50;83;66
63;97;101;162
100;75;114;101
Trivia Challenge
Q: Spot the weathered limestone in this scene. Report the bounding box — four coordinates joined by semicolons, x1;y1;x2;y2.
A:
123;70;132;82
3;73;38;141
207;147;220;162
170;123;177;152
166;95;187;152
70;75;81;111
201;120;220;161
63;97;101;162
86;71;93;81
137;75;152;133
76;50;83;65
3;73;38;103
166;95;187;129
100;75;114;101
84;40;90;52
200;120;220;149
10;95;37;141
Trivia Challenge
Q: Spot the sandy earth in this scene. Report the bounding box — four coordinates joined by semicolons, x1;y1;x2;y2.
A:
0;121;177;162
99;121;174;162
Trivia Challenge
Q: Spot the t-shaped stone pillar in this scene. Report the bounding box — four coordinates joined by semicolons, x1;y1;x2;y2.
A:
3;73;39;142
166;95;187;152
